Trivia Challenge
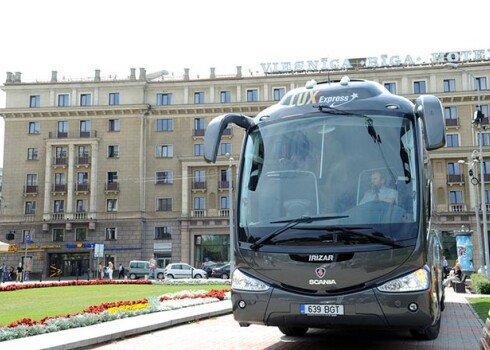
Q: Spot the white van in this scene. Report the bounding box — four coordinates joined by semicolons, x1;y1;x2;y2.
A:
127;260;165;280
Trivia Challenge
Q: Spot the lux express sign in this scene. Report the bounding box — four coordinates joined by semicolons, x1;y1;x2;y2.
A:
260;49;490;74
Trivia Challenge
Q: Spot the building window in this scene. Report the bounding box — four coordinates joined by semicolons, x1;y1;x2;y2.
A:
54;200;65;213
273;88;285;101
27;148;39;160
156;93;173;105
448;162;461;176
449;191;463;204
79;120;91;138
76;199;87;212
55;173;66;187
80;93;92;106
108;119;120;132
107;199;118;212
194;92;205;104
105;227;117;240
246;89;258;102
26;174;38;192
220;91;231;103
413;81;426;94
383;82;396;94
157;198;172;211
109;93;120;105
446;134;459;147
156;145;173;158
108;145;119;158
444;106;457;122
157;119;173;131
155;226;172;240
476;77;487;91
220;143;232;155
58;94;70;107
58;121;68;138
220;196;229;209
156;171;173;184
53;229;64;242
25;201;36;214
444;79;456;92
481;105;489;119
55;146;67;165
29;95;40;108
485;190;490;205
480;133;490;146
194;144;204;156
194;197;206;209
76;228;87;241
28;122;40;134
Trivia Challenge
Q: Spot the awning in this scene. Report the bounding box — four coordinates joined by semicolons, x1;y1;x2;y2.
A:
0;241;10;252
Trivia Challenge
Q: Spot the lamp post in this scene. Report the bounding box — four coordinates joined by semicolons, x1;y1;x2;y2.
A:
227;154;235;275
447;62;489;278
458;157;484;270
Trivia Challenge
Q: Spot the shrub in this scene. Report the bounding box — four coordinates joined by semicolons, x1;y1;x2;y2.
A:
470;273;490;294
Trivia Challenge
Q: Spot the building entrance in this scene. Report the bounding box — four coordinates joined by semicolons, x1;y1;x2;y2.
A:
48;252;90;278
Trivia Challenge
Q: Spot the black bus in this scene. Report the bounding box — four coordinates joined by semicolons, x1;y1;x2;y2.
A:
204;76;446;340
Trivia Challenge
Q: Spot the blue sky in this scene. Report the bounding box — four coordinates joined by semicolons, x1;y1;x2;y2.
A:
0;0;489;166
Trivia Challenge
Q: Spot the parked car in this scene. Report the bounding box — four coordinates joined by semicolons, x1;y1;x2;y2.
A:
164;263;207;279
127;260;165;280
211;264;231;279
201;262;225;278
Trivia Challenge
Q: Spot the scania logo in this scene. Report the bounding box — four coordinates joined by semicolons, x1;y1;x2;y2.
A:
315;267;326;278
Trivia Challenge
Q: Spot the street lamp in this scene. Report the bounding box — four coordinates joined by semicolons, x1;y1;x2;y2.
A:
458;157;484;270
447;62;490;278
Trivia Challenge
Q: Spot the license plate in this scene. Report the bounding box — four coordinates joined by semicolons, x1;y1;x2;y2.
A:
300;304;344;316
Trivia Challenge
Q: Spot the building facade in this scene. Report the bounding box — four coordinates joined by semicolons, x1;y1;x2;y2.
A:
0;52;489;278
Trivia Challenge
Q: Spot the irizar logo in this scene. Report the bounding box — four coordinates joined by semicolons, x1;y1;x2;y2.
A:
308;254;334;262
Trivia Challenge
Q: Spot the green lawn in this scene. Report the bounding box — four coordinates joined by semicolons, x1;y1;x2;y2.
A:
0;283;228;326
467;297;490;322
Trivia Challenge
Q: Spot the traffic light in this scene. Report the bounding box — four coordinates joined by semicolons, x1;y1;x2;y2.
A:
6;231;15;240
472;109;485;125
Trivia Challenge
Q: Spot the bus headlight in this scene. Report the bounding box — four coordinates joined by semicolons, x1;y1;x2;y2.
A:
232;268;270;291
377;267;430;292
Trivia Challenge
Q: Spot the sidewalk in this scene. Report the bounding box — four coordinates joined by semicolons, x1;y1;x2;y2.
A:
0;283;485;350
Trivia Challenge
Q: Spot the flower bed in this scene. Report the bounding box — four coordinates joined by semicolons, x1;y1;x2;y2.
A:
0;288;229;342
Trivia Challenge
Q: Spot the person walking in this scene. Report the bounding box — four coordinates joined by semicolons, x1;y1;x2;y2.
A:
107;261;114;280
98;262;104;279
16;262;23;282
118;264;125;279
0;262;5;283
149;255;157;279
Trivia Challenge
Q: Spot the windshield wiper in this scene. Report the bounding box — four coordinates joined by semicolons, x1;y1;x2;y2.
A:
322;226;401;247
249;215;348;250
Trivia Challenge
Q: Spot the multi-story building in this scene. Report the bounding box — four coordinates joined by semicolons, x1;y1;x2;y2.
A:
0;50;489;278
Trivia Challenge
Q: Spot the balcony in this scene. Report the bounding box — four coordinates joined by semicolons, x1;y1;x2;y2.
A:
74;211;88;220
192;181;206;191
24;185;38;195
222;128;233;136
445;118;459;128
449;204;466;212
192;209;206;217
105;182;119;193
54;157;67;167
447;174;464;184
51;212;65;221
193;129;205;137
76;183;90;193
219;209;230;217
77;156;91;166
47;130;97;139
219;180;230;189
52;184;67;193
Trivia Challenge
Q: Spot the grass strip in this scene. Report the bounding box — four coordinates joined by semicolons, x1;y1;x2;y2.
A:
0;283;227;326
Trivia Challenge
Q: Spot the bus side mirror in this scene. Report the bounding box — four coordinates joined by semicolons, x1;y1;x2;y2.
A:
414;95;445;151
204;113;254;163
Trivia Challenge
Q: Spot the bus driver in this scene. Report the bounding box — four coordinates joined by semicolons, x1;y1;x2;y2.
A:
360;170;397;205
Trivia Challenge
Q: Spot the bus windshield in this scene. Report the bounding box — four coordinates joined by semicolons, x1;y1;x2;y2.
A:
238;112;418;246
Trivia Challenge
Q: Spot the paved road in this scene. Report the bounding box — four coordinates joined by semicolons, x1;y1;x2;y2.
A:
92;291;484;350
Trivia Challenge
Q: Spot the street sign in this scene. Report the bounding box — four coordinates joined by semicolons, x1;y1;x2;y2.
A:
94;243;104;258
25;234;31;244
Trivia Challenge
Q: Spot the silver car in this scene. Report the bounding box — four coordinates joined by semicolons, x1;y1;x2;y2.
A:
164;263;207;279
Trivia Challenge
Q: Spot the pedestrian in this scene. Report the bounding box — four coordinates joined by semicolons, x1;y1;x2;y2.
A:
16;262;23;282
442;256;449;279
107;261;114;280
0;262;5;283
149;255;156;279
98;262;104;279
118;264;125;279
